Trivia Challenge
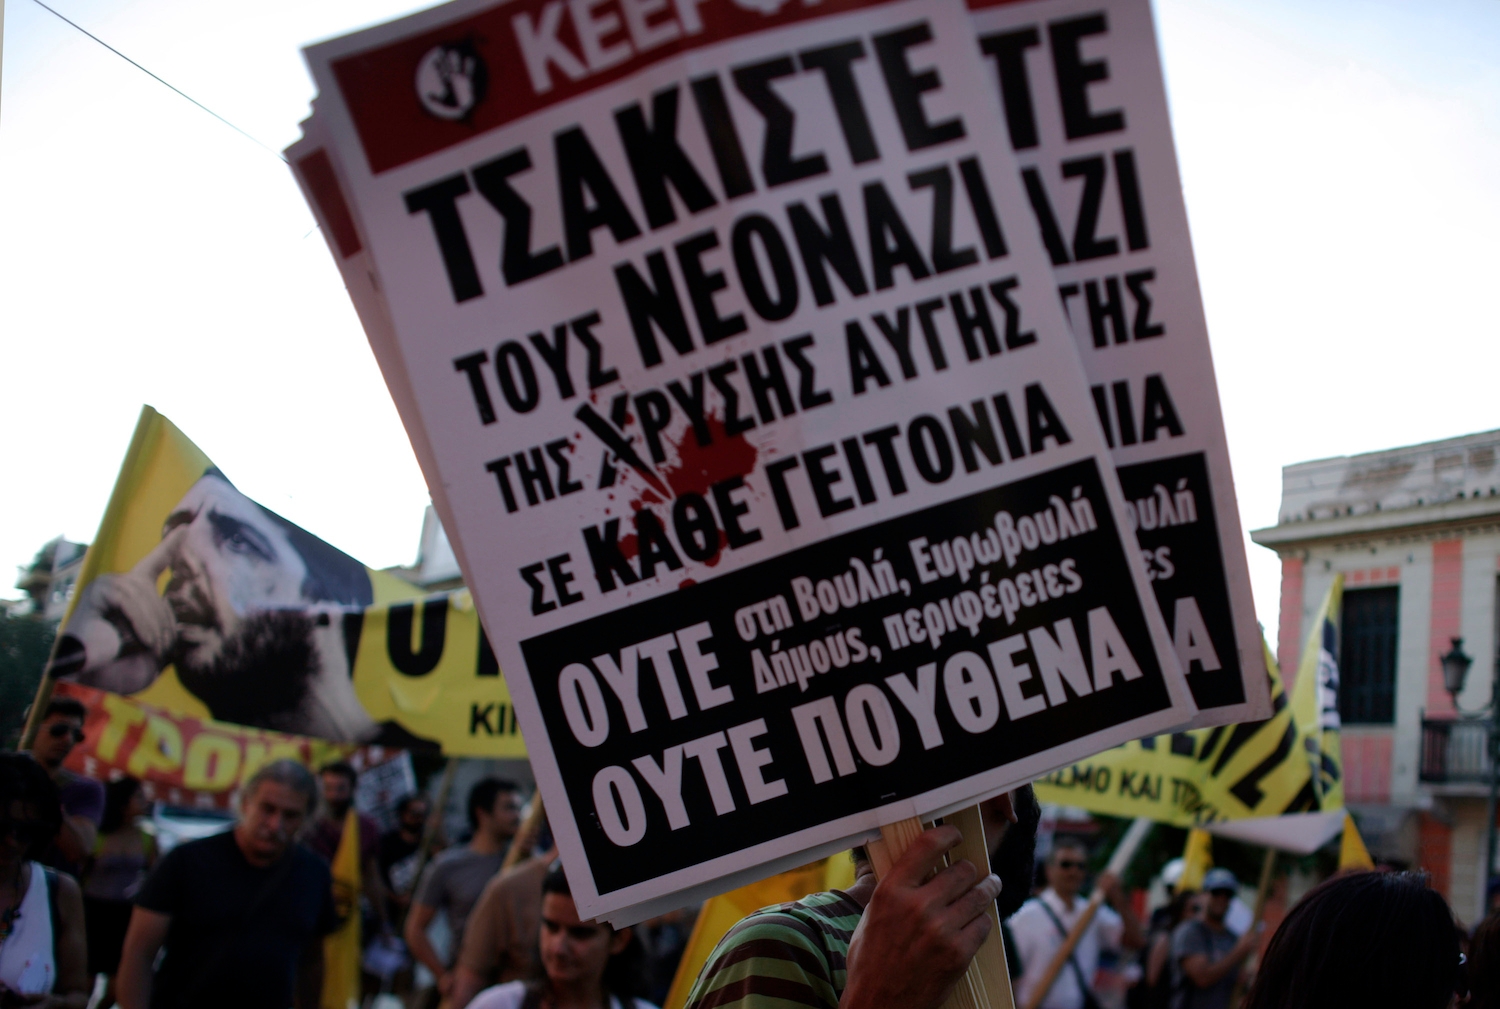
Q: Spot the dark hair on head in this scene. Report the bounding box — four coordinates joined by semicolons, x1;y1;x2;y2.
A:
319;762;358;787
994;784;1041;919
0;754;64;860
1470;909;1500;1009
395;793;427;817
197;469;373;608
1243;871;1458;1009
101;776;143;834
44;697;87;722
534;866;649;1003
467;777;519;829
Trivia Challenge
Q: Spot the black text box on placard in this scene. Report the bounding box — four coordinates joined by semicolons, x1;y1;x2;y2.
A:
523;458;1172;894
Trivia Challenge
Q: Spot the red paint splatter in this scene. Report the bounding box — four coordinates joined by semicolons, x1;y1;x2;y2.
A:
619;533;639;560
679;578;697;589
661;415;758;498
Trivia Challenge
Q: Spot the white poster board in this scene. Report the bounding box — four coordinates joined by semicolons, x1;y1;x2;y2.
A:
966;0;1268;725
295;0;1194;922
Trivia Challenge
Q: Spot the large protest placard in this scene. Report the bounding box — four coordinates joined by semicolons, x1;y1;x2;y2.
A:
50;407;525;756
966;0;1268;724
295;0;1197;922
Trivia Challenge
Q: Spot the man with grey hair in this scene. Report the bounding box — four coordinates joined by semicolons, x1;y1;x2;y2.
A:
117;760;341;1009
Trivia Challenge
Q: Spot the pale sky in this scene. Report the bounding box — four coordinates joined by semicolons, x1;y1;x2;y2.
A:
3;0;1497;645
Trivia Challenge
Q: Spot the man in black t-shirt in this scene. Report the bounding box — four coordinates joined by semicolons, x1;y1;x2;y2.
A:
116;760;340;1009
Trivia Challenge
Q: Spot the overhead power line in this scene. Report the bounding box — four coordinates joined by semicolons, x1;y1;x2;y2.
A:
28;0;287;164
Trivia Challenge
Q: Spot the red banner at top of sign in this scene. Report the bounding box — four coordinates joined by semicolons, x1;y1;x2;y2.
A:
332;0;895;175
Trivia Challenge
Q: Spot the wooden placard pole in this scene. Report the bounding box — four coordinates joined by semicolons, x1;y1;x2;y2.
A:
867;810;1016;1009
1020;817;1154;1009
502;793;547;872
1227;845;1278;1009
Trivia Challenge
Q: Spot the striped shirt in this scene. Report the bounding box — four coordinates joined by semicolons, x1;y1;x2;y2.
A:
684;890;863;1009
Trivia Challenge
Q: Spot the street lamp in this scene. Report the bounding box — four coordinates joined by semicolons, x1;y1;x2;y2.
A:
1443;638;1475;701
1440;636;1499;918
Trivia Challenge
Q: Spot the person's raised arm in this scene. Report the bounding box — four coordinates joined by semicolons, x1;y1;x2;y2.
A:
841;826;1002;1009
1097;871;1145;950
116;907;171;1009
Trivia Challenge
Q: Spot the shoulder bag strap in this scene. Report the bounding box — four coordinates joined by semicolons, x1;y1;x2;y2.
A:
1037;899;1097;1001
40;866;62;966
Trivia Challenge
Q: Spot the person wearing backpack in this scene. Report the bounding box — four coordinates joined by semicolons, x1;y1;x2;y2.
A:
0;753;89;1008
1011;839;1145;1009
1168;870;1260;1009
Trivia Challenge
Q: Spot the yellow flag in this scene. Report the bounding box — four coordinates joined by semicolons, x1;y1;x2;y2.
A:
1036;575;1350;828
322;808;363;1009
52;406;525;756
1292;576;1345;810
1177;829;1213;892
1339;813;1374;871
664;856;856;1009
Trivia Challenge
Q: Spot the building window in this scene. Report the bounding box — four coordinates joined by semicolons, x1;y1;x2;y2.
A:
1340;586;1399;724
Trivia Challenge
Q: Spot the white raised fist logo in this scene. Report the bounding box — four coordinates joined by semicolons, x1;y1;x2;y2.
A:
415;42;487;121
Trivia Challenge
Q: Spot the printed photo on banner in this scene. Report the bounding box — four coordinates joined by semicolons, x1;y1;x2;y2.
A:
296;0;1201;922
49;407;526;756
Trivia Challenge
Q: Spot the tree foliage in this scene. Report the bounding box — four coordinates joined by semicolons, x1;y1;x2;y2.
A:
0;612;55;749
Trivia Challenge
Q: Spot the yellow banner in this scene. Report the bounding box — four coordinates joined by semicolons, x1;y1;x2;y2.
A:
323;808;363;1009
1034;579;1346;825
53;406;524;756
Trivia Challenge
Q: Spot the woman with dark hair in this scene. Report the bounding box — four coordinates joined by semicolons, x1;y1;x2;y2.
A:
468;866;655;1009
82;776;155;1005
1243;871;1460;1009
0;753;89;1007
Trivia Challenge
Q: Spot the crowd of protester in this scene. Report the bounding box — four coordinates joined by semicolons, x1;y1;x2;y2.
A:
0;699;1488;1009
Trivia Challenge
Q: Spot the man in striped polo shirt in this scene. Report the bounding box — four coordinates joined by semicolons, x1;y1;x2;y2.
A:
685;788;1038;1009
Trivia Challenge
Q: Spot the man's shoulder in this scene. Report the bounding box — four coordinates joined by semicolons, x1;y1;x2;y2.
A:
686;891;858;1009
170;828;238;863
483;855;552;899
716;890;862;959
1010;895;1051;926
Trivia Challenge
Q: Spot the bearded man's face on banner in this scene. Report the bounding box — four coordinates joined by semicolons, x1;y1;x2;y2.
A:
162;473;311;673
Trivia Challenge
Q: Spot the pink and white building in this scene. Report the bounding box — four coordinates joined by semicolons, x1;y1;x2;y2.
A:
1252;428;1500;922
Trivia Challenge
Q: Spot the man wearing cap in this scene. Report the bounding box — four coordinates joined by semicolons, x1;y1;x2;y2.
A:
1169;868;1260;1009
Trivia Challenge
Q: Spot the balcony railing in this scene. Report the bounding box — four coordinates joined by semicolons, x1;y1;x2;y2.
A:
1420;717;1494;784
